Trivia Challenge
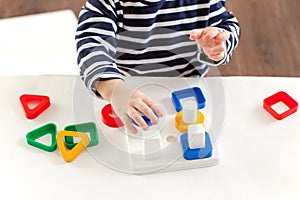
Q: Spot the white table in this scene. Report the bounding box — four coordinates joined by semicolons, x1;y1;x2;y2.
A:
1;75;300;200
1;10;300;200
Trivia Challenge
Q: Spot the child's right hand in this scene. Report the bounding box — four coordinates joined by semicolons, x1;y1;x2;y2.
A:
95;79;163;133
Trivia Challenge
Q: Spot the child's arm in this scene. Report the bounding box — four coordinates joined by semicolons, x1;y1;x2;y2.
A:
94;79;163;133
76;0;162;132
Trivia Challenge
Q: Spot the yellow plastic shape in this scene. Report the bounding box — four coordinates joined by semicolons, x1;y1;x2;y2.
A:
56;130;90;162
175;110;205;133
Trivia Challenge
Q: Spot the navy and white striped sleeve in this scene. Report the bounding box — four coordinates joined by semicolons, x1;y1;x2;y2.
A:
198;0;240;66
75;0;124;95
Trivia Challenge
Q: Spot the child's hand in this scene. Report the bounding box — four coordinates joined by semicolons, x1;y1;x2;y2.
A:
95;79;163;133
190;27;230;62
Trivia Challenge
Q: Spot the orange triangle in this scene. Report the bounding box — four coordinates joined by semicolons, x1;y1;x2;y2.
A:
20;94;50;119
56;130;90;162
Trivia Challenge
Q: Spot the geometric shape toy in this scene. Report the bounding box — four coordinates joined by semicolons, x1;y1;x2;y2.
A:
180;132;212;160
263;91;298;120
101;104;124;128
182;100;198;124
26;123;57;152
188;124;206;149
143;138;161;160
56;130;90;162
20;94;50;119
175;110;205;133
64;122;99;149
172;87;206;112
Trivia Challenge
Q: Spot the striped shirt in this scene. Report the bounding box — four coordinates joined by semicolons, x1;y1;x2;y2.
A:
76;0;240;95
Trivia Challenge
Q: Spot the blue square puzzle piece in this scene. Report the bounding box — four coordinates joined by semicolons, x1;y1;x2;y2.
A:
180;132;212;160
172;87;206;112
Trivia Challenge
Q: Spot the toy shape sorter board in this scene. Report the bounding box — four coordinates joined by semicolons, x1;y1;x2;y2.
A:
73;76;226;174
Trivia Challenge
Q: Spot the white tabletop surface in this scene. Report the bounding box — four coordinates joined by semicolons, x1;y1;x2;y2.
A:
1;10;300;200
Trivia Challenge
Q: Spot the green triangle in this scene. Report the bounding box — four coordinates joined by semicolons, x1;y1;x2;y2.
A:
26;123;57;152
64;122;98;149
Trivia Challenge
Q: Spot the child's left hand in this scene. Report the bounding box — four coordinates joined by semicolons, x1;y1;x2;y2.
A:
190;27;230;62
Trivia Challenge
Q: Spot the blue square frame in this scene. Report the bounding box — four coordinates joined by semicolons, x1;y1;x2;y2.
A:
180;132;212;160
171;87;206;112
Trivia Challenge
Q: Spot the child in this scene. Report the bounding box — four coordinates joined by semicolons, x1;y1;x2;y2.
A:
76;0;240;133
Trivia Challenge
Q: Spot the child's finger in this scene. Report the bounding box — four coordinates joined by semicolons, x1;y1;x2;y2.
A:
201;28;220;46
204;42;226;54
122;114;138;134
142;95;162;119
135;100;159;125
151;104;164;118
209;52;225;62
142;96;164;118
128;107;149;131
213;31;230;43
189;29;205;40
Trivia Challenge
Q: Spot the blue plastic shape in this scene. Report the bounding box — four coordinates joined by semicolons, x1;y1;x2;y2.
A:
180;132;212;160
131;116;153;127
172;87;206;112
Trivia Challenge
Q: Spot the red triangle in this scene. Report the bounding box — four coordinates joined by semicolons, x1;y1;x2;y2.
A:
20;94;50;119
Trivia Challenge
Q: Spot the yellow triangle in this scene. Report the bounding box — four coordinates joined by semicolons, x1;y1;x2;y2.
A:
56;130;90;162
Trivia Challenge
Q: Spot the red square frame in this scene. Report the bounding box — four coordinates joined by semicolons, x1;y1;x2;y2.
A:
263;91;298;120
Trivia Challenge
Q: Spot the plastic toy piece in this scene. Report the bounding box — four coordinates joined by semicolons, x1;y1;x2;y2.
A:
101;104;124;128
180;132;212;160
26;123;57;152
20;94;50;119
143;138;161;160
263;91;298;120
188;124;206;149
64;122;99;149
131;115;153;127
182;100;198;124
175;110;205;133
56;130;90;162
172;87;206;112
